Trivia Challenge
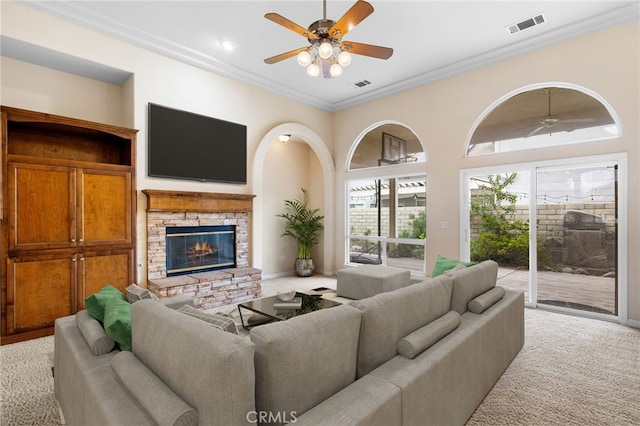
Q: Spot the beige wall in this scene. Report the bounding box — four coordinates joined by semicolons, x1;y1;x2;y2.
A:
0;56;126;124
333;21;639;322
1;1;638;323
0;1;332;282
262;140;324;276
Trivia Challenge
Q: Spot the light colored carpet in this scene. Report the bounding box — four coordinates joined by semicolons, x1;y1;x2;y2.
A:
467;309;640;425
0;335;60;425
1;277;638;425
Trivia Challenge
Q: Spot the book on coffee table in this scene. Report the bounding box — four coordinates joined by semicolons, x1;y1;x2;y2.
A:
273;297;302;310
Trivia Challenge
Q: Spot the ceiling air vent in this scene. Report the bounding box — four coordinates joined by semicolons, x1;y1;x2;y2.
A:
507;13;546;35
351;79;372;89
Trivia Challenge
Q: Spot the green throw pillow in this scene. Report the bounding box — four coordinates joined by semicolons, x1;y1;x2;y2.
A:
103;297;132;352
432;255;477;277
85;285;127;322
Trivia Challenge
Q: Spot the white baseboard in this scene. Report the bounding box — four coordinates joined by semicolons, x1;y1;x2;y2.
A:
624;318;640;328
261;271;295;280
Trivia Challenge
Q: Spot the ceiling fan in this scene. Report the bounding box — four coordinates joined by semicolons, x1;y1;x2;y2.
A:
524;88;595;138
264;0;393;78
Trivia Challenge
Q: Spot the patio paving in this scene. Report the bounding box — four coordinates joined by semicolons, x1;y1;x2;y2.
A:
497;267;616;315
364;257;617;315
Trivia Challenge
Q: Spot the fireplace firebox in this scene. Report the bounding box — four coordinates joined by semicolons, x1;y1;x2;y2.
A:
166;225;236;276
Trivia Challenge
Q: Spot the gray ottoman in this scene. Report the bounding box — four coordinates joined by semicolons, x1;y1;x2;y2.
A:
337;265;411;300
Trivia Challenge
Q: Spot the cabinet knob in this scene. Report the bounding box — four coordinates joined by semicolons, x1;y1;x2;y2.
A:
79;239;84;242
71;238;76;243
71;258;77;262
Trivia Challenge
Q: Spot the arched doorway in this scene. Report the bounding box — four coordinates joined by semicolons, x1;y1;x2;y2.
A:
253;123;335;277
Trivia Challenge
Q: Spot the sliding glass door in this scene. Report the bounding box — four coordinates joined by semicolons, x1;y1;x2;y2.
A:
535;163;617;315
462;155;624;319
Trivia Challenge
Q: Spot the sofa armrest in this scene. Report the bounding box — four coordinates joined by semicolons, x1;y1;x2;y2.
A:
54;315;119;426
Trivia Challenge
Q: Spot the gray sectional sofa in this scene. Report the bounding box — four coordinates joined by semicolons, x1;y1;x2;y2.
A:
54;260;524;426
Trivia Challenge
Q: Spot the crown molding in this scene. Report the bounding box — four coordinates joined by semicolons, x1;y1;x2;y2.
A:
17;1;640;113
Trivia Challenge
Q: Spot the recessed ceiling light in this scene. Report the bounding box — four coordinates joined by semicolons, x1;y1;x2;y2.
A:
222;40;236;51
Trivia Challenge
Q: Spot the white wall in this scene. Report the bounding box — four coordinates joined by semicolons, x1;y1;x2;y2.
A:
333;21;640;323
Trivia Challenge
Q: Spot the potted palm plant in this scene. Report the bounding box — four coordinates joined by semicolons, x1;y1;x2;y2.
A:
277;188;324;277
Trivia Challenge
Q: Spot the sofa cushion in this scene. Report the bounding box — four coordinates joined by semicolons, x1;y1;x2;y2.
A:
447;260;499;314
350;275;454;378
432;255;477;277
397;311;461;359
177;305;237;334
468;286;506;314
293;375;402;426
103;297;132;352
126;283;154;303
85;285;127;322
111;351;198;426
250;304;362;424
131;300;256;425
75;310;115;356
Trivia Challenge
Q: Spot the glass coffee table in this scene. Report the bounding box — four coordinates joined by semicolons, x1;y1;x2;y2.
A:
237;289;340;329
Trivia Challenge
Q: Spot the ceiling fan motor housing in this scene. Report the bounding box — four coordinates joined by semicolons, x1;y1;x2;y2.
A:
309;19;337;41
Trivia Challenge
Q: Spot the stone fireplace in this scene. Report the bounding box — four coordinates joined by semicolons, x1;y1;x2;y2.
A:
143;190;261;309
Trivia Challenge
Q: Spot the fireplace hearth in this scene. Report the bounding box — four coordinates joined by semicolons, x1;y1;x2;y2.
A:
166;225;236;276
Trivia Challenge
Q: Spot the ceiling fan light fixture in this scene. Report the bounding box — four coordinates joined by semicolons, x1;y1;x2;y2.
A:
297;50;312;66
307;62;320;77
330;63;343;77
318;39;333;59
338;50;352;67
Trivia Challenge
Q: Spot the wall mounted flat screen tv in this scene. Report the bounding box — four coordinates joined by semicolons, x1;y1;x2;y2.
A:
148;103;247;184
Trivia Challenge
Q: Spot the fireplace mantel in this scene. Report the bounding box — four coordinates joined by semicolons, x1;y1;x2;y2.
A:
143;190;255;213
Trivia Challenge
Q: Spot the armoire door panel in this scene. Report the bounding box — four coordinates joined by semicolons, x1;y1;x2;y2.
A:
78;170;132;245
78;250;133;309
7;256;75;334
8;163;75;251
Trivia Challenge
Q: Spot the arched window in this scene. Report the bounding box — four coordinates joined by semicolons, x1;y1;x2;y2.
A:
467;86;620;156
349;123;425;170
346;123;426;274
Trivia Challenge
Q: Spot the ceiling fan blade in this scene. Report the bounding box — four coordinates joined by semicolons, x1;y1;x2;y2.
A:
264;47;308;64
525;125;546;138
265;13;318;40
328;0;374;39
340;41;393;59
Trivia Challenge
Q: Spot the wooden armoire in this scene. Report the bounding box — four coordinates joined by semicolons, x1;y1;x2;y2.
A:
1;106;137;344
